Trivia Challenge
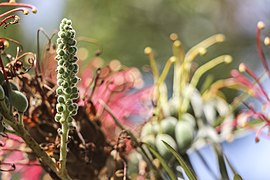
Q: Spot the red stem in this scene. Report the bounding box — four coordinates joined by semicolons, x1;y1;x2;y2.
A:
0;8;27;19
256;26;270;77
241;64;270;101
0;2;37;11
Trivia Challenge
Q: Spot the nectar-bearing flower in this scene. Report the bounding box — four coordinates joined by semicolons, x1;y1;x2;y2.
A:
55;18;79;177
230;21;270;143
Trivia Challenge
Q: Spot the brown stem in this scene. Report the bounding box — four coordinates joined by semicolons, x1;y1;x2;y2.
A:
0;101;71;179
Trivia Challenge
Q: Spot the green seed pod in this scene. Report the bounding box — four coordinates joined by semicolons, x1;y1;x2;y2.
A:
57;95;65;103
70;109;77;116
9;90;28;112
68;39;76;46
168;98;180;118
140;121;160;138
56;87;64;95
67;116;73;123
142;134;156;149
175;121;194;153
180;113;196;128
66;20;72;25
155;134;177;161
56;104;65;113
55;113;62;122
160;116;177;137
58;49;65;56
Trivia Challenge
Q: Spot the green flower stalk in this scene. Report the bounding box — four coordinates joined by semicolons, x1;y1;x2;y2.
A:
55;18;79;178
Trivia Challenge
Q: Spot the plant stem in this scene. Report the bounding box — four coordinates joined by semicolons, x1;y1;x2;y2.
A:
59;112;70;179
0;101;71;179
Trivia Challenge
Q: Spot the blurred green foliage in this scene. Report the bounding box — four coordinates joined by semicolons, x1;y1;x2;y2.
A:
1;0;270;89
64;0;267;68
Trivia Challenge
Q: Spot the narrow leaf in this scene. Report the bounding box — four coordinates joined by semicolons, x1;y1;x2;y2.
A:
233;174;243;180
224;155;243;180
213;143;229;180
162;141;197;180
145;143;176;180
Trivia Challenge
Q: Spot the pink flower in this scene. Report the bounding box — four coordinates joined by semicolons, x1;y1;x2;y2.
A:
0;134;43;179
232;21;270;142
78;59;153;138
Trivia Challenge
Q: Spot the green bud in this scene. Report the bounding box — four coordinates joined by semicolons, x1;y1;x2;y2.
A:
58;67;65;74
71;92;79;99
67;104;74;112
65;87;72;94
66;20;72;25
62;82;69;88
175;121;194;153
67;116;73;123
71;87;78;94
58;49;65;56
61;18;68;24
155;134;177;161
55;113;61;122
72;64;79;72
56;104;65;113
56;38;62;44
57;95;65;103
56;86;63;93
9;90;28;112
70;109;77;116
68;39;76;46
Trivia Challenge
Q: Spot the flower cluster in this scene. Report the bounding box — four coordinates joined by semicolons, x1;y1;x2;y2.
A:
55;18;79;126
132;33;235;179
54;18;79;177
230;21;270;142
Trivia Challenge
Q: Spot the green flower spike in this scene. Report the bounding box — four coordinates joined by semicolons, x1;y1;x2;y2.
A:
55;18;79;178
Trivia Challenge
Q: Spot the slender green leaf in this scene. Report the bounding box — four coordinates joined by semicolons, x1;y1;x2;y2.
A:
233;174;243;180
145;143;176;180
213;143;229;180
162;141;197;180
194;149;219;180
224;155;243;180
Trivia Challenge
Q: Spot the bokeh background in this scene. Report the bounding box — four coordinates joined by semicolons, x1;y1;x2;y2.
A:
1;0;270;179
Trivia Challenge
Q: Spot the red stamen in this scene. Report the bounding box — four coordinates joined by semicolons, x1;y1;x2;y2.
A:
255;123;269;143
243;102;270;123
256;22;270;77
0;8;28;19
0;2;37;13
240;63;270;101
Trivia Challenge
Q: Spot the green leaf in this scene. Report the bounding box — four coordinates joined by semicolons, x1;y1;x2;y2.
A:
224;155;243;180
145;143;176;180
233;174;243;180
213;143;229;180
162;141;197;180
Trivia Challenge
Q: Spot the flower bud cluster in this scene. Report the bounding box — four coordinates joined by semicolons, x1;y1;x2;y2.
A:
0;78;28;114
55;18;79;127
